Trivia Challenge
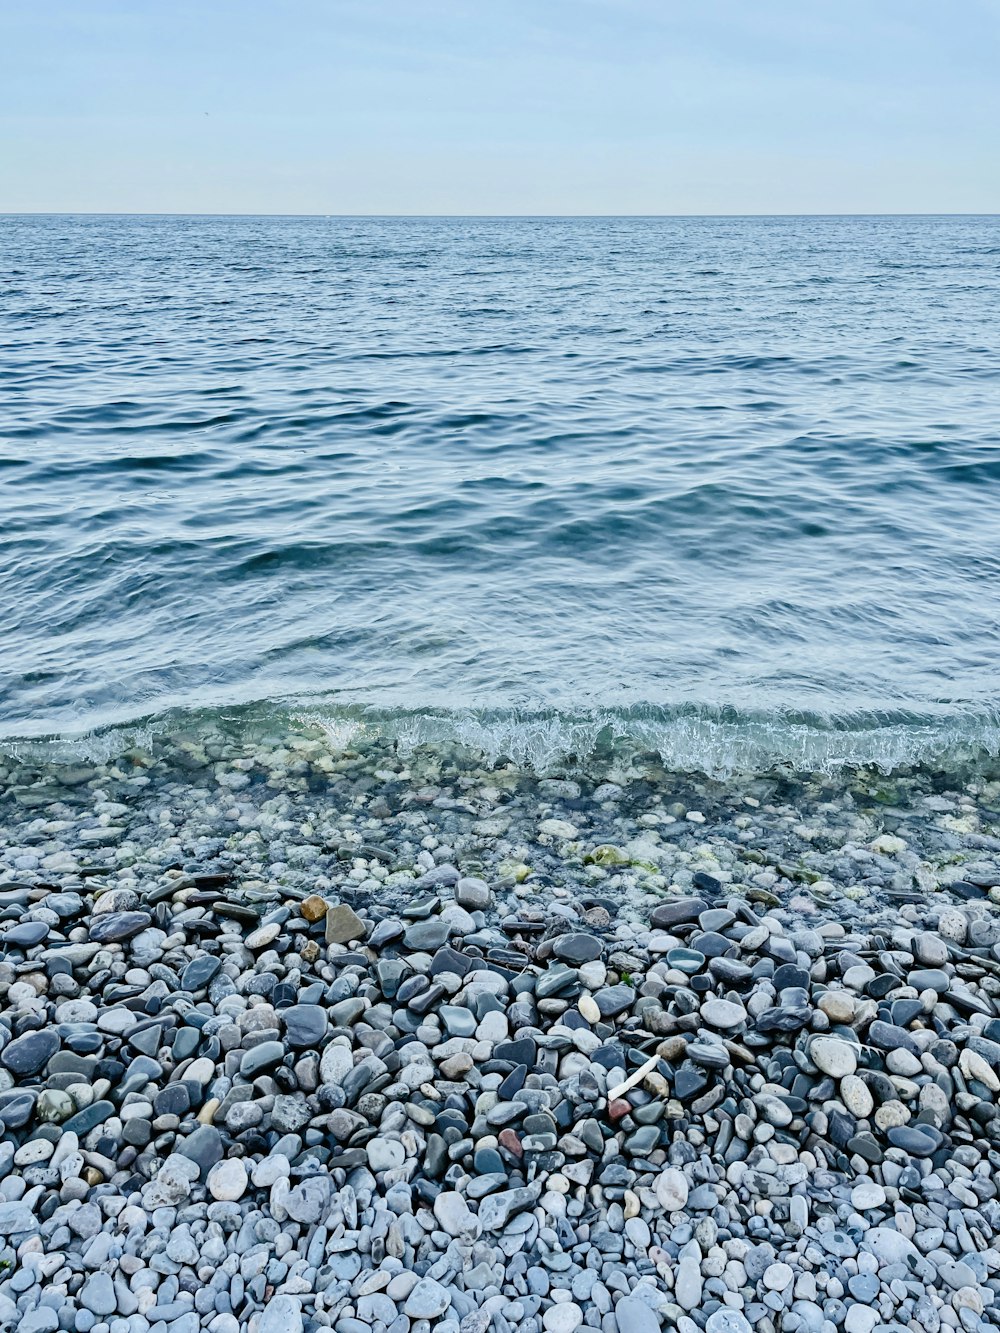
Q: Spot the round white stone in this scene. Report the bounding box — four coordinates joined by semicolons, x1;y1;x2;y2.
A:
543;1304;584;1333
851;1180;887;1211
844;1308;880;1333
207;1158;248;1201
763;1262;794;1291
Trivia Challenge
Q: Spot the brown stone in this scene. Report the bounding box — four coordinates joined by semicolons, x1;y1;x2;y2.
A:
301;894;329;923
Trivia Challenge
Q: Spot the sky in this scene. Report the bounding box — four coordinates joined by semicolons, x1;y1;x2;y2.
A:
2;0;999;214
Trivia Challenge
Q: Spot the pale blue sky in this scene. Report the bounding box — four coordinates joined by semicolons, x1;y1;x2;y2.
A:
2;0;999;213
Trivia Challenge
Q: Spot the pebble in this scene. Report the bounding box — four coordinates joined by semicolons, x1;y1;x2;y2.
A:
0;728;996;1333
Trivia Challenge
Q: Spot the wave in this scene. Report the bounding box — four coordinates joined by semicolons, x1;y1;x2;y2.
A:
4;698;1000;779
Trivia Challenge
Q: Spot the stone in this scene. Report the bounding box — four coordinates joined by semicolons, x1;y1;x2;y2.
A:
700;998;747;1029
0;1201;39;1234
367;1137;406;1172
553;932;603;963
706;1315;752;1333
88;910;152;942
240;1041;285;1078
301;894;328;922
259;1294;303;1333
207;1158;248;1201
851;1180;886;1211
326;904;366;944
403;1277;451;1319
1;1029;60;1075
616;1299;663;1333
455;877;491;909
658;1167;688;1210
181;955;221;989
404;918;450;950
79;1273;116;1317
810;1036;857;1078
763;1262;793;1291
543;1304;584;1333
0;921;48;946
285;1175;331;1224
840;1074;873;1118
319;1041;353;1084
283;1004;327;1048
433;1191;480;1237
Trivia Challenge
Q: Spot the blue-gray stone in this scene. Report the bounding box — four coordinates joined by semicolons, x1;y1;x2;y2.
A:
1;1029;60;1075
181;956;221;990
283;1005;327;1048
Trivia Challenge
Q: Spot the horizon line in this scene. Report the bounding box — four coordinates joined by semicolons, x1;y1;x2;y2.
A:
3;210;1000;220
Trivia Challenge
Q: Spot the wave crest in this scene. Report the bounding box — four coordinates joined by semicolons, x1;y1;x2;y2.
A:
4;699;1000;779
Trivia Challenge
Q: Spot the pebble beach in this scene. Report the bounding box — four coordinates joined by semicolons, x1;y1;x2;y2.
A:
2;725;1000;1333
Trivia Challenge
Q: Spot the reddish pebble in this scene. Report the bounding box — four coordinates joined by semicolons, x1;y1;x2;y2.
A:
498;1128;523;1157
608;1098;632;1121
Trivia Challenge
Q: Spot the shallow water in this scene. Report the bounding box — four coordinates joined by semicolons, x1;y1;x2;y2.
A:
4;214;1000;771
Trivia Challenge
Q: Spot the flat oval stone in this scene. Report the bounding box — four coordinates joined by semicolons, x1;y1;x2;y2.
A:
0;921;49;947
552;933;602;964
667;948;706;975
240;1041;285;1078
701;998;747;1029
810;1037;858;1079
887;1125;942;1156
1;1030;60;1076
88;911;152;943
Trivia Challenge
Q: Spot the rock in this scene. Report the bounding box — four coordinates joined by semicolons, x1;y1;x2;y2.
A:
325;903;366;944
259;1294;303;1333
285;1175;331;1224
840;1074;874;1118
319;1042;353;1084
616;1299;663;1333
700;998;747;1029
88;910;152;942
543;1303;584;1333
851;1180;886;1211
553;932;603;964
181;955;221;989
404;1277;451;1319
810;1036;857;1078
0;1029;59;1075
433;1191;480;1237
301;894;328;921
207;1158;248;1201
763;1262;793;1291
79;1273;116;1316
367;1137;406;1172
455;877;491;909
283;1004;327;1048
0;1201;39;1234
656;1168;689;1211
706;1315;753;1333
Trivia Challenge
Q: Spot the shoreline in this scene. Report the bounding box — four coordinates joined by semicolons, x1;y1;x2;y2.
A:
1;730;999;1332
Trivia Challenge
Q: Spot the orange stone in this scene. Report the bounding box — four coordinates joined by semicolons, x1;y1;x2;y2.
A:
301;895;328;923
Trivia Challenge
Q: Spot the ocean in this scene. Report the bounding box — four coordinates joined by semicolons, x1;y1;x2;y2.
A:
4;213;1000;774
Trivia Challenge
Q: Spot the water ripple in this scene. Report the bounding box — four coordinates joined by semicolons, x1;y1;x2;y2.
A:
2;214;1000;771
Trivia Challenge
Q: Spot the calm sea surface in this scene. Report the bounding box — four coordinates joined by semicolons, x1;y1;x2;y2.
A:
3;215;999;771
